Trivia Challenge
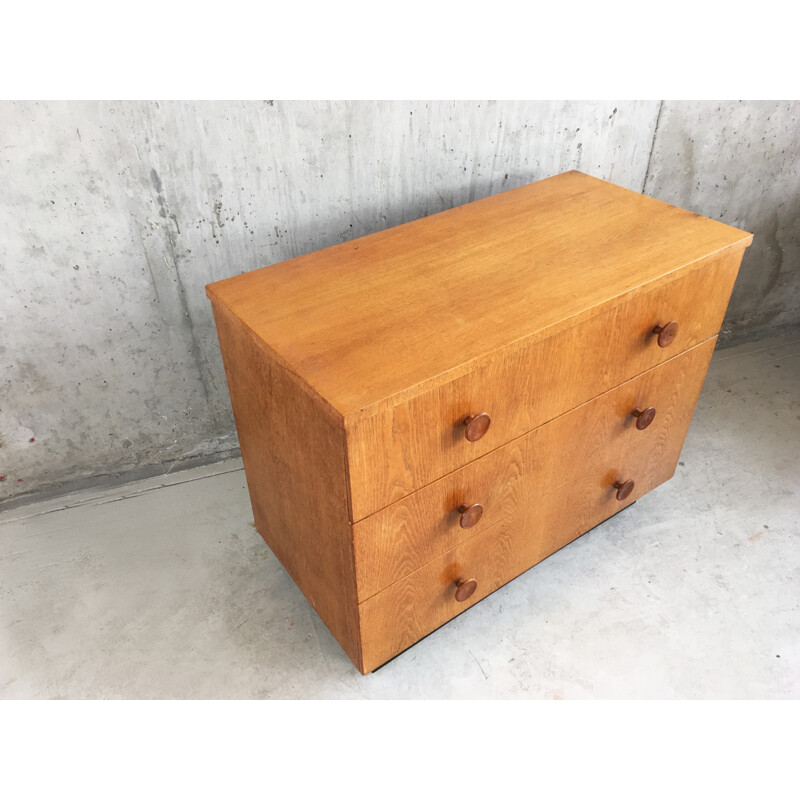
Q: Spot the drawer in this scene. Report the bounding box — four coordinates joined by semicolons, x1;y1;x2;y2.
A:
359;514;521;672
356;338;716;667
346;248;744;521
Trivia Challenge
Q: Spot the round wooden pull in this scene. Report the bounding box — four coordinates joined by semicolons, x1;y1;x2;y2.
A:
463;412;491;442
455;578;478;602
457;502;484;529
631;406;656;430
613;479;635;501
652;321;679;348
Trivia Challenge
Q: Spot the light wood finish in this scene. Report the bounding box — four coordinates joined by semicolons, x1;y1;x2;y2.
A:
210;302;362;671
206;170;753;674
358;516;521;673
353;338;715;605
352;442;525;601
346;247;745;520
358;339;716;671
521;336;715;562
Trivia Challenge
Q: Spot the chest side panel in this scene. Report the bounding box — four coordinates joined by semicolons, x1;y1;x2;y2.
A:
210;300;362;671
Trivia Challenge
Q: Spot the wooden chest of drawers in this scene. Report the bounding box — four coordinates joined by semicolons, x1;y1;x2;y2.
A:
206;171;752;673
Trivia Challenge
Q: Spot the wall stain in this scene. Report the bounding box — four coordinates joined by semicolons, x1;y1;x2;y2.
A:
213;200;225;229
759;212;784;299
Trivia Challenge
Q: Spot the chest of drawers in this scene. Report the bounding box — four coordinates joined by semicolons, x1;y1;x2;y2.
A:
206;170;752;673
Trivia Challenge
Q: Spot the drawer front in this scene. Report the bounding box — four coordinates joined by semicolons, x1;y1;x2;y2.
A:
357;338;716;670
346;248;743;521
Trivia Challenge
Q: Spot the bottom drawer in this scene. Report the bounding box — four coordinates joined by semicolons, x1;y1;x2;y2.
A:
357;338;715;672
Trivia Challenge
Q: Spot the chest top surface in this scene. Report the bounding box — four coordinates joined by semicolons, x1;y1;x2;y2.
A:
206;170;752;418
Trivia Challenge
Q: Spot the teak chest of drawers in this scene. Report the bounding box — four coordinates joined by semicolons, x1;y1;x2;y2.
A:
206;171;753;673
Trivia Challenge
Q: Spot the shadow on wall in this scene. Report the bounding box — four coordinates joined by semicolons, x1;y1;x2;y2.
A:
721;195;800;344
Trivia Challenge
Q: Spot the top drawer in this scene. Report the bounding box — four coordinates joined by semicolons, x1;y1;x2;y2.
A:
345;247;745;521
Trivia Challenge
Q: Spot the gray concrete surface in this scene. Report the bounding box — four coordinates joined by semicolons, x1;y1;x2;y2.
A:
1;333;797;699
645;101;800;342
2;100;799;505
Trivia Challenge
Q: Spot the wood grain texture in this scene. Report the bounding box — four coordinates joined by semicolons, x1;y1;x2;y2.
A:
357;338;716;671
523;337;717;561
205;170;752;675
346;247;745;520
352;441;525;601
358;515;520;673
206;171;751;421
209;300;362;671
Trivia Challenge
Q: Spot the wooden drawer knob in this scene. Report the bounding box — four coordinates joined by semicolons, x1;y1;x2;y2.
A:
631;406;656;430
455;578;478;602
652;321;679;348
463;412;491;442
613;479;635;501
457;502;484;529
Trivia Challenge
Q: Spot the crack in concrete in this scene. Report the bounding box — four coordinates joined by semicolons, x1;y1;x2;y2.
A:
641;100;665;195
149;167;213;408
138;224;161;304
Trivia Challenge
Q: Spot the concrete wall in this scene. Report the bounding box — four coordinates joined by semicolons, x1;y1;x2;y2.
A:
1;100;798;505
645;101;800;339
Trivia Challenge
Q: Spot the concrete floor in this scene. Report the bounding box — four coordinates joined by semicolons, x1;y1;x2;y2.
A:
1;333;798;699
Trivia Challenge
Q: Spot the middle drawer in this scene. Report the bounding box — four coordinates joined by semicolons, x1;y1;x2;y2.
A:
353;336;717;602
